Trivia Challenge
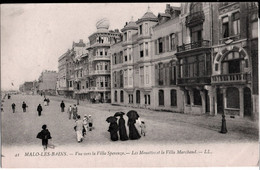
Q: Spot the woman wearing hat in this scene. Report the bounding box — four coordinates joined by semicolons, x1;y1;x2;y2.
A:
82;114;89;136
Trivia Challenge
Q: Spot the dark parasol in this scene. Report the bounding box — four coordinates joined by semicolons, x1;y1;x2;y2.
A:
126;110;139;120
106;116;118;123
114;112;125;117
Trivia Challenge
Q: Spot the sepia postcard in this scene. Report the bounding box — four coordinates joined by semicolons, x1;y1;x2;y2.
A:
1;2;259;168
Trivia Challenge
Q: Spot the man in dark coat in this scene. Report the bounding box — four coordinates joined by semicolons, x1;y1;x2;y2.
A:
60;101;65;112
11;103;16;113
108;122;119;141
37;124;52;150
118;115;128;141
22;102;27;112
37;104;43;116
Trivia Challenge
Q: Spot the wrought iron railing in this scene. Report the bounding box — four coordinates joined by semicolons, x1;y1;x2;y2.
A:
177;40;210;52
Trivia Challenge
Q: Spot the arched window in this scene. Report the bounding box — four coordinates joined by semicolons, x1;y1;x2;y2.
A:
120;90;124;103
114;91;117;102
226;87;239;108
159;90;164;106
190;2;202;14
136;90;140;104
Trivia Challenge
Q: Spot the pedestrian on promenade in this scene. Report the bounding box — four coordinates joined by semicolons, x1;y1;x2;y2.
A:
11;103;16;113
37;104;43;116
47;98;50;106
118;115;128;141
67;105;73;119
140;121;146;136
72;104;78;120
75;115;83;143
60;101;65;112
83;114;89;136
37;124;52;151
108;120;119;141
88;115;93;131
127;110;141;140
22;102;28;112
44;98;47;106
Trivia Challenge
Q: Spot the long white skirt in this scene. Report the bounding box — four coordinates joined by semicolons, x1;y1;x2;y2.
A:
76;130;83;142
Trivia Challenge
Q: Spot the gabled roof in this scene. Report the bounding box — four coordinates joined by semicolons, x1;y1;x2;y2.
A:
121;20;138;32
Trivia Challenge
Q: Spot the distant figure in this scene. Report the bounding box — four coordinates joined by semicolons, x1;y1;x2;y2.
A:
47;98;50;106
118;115;128;141
40;93;42;96
140;121;146;136
60;101;65;112
37;124;52;151
75;115;83;143
83;114;89;136
88;115;93;131
11;103;16;113
67;105;73;119
37;104;43;116
72;104;78;120
108;121;119;141
44;98;47;106
7;94;10;99
22;102;27;112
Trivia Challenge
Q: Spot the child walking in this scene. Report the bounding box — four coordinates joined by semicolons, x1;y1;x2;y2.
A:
140;121;146;136
37;124;52;151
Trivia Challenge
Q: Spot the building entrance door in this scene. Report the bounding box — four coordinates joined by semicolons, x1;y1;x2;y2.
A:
244;87;252;117
216;88;224;114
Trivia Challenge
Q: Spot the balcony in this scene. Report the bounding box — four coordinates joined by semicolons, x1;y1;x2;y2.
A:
89;87;111;91
177;76;211;86
68;87;74;91
89;70;110;76
92;55;110;61
185;11;205;27
211;73;251;84
219;34;241;44
177;40;210;53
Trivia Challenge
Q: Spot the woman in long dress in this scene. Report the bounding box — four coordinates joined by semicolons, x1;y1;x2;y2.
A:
118;115;128;141
128;118;141;140
108;122;119;141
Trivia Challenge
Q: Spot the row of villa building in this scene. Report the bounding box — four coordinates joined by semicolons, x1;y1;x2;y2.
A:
56;2;258;120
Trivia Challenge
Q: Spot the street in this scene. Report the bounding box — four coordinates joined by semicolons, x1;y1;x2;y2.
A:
1;94;258;147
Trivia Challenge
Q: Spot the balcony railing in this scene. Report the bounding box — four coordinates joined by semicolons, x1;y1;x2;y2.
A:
89;70;110;75
219;34;241;44
211;72;251;84
177;40;210;53
92;55;110;61
185;11;205;27
177;76;211;85
88;87;110;91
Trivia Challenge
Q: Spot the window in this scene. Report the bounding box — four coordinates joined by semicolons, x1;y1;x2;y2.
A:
145;23;148;34
120;70;124;88
120;90;124;103
124;49;127;62
140;43;144;57
171;89;177;106
186;90;191;105
136;90;140;104
191;24;202;42
144;95;147;104
222;16;229;38
100;50;103;56
105;49;108;56
114;54;117;65
124;70;128;86
145;42;148;56
128;48;132;61
139;24;143;35
105;76;108;87
105;63;108;70
129;69;133;85
86;81;89;88
124;32;127;41
159;90;164;106
226;87;239;108
129;94;133;104
158;63;164;85
232;12;240;35
169;62;176;85
128;31;132;41
170;33;176;51
193;89;202;105
158;38;163;53
252;21;258;38
148;95;150;105
114;91;117;102
113;71;117;87
145;66;149;84
140;66;144;86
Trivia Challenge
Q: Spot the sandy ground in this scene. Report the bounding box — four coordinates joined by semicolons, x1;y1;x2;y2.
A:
1;94;259;168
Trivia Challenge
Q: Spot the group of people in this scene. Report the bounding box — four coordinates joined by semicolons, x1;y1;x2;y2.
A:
59;101;94;143
10;101;28;113
44;98;50;106
107;111;146;142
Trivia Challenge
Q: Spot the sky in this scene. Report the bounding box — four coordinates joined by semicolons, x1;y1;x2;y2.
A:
1;3;180;91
